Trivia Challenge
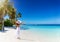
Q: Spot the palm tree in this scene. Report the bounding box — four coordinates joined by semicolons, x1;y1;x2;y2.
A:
0;7;5;30
16;12;22;20
3;0;16;24
0;0;22;30
8;8;16;24
0;0;16;30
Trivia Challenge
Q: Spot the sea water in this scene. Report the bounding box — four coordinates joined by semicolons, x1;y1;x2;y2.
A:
21;25;60;36
20;25;60;42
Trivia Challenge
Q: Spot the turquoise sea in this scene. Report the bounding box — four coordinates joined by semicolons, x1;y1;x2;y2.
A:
20;25;60;42
21;25;60;37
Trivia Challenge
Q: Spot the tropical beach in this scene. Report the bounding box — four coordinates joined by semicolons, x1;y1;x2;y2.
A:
0;0;60;42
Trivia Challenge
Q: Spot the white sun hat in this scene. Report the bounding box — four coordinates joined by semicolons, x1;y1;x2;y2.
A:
16;20;22;24
18;20;22;23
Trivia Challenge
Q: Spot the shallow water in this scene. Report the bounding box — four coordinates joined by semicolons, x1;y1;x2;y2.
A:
21;25;60;35
20;25;60;42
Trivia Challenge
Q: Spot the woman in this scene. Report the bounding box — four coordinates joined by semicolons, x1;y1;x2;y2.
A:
15;20;22;39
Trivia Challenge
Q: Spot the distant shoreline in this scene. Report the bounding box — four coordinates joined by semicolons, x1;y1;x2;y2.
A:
23;24;60;26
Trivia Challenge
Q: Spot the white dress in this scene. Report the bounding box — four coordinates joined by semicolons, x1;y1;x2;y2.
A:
16;20;22;38
16;27;20;38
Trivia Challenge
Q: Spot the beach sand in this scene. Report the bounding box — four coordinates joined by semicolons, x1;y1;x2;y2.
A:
0;27;60;42
0;27;40;42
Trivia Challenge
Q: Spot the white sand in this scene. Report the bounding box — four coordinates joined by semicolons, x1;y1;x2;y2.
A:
0;27;40;42
0;27;60;42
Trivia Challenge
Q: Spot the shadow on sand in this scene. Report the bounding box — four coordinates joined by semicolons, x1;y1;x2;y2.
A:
0;27;13;33
17;38;35;41
0;30;8;33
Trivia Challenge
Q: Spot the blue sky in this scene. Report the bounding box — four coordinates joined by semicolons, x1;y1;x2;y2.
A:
7;0;60;24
